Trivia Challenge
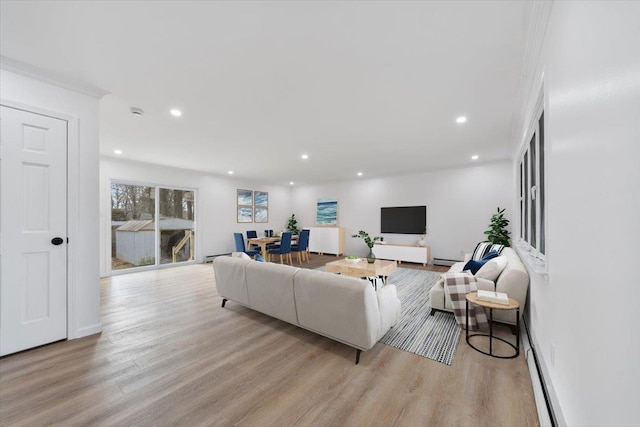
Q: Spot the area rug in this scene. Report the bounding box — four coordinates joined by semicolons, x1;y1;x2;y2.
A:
379;268;461;365
315;266;461;365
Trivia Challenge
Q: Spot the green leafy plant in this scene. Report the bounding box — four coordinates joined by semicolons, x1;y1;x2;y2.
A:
484;207;511;246
287;214;299;235
351;230;381;249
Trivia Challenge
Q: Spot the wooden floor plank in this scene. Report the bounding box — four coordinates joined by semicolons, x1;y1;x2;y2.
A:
0;255;538;426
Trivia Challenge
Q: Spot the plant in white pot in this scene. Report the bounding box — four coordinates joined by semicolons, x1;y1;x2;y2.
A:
351;230;381;263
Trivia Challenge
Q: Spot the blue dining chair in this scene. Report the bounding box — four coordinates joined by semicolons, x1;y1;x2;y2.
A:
291;229;310;264
234;233;259;257
246;230;259;250
268;232;292;264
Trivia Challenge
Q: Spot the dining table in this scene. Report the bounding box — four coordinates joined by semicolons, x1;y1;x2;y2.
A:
247;235;298;260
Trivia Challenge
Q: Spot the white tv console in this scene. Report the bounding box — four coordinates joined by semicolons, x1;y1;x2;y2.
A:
373;243;430;266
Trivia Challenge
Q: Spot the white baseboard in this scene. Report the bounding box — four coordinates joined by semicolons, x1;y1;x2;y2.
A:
522;329;552;426
71;323;103;339
522;318;565;427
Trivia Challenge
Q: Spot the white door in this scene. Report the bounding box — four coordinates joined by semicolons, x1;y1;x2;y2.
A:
0;106;68;356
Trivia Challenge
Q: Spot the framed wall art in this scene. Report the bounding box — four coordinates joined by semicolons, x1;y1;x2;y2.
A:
254;207;268;223
237;207;253;223
254;191;268;207
316;197;338;225
237;189;253;206
237;189;253;222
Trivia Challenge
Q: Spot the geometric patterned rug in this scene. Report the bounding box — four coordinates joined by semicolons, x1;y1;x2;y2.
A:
379;268;461;365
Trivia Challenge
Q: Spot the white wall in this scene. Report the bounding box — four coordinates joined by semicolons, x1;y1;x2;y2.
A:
514;2;640;425
99;157;293;276
0;69;102;338
291;161;513;260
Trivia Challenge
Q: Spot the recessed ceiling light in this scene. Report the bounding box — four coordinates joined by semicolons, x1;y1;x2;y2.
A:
301;154;309;160
170;109;182;117
289;181;295;185
114;149;122;155
456;116;467;124
357;172;363;176
228;170;234;175
471;155;479;160
130;107;144;116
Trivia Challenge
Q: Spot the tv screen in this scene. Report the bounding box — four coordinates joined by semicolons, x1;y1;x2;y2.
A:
381;206;426;234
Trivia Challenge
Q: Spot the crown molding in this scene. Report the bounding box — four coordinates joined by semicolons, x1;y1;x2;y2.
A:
510;0;554;157
0;56;110;99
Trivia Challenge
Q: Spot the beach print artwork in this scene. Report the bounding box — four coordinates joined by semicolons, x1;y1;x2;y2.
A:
254;207;268;223
254;191;268;207
238;207;253;223
237;189;253;206
316;198;338;225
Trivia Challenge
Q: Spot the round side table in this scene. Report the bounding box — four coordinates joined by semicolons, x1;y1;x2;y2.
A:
465;292;520;359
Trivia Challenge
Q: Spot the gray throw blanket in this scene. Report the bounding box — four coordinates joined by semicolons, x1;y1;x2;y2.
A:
442;272;487;331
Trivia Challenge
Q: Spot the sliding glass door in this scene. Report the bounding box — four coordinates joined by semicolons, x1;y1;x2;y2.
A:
158;188;195;265
111;181;196;272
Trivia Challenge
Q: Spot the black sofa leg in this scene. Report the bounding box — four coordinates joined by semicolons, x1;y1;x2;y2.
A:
221;298;227;308
430;308;435;316
355;349;362;365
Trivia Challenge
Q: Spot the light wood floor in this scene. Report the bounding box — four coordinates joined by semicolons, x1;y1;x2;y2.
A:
0;254;539;426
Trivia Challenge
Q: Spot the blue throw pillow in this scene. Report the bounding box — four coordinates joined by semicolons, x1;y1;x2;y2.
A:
254;254;265;262
481;250;500;261
463;259;488;275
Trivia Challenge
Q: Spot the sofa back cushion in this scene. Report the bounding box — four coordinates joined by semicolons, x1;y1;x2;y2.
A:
475;256;508;281
213;256;252;305
245;261;299;324
495;248;529;297
293;269;380;350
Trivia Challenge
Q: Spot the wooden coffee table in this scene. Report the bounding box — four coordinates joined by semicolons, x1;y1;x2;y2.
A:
325;258;397;289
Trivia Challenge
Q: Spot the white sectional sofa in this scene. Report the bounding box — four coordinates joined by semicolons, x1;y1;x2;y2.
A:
429;247;529;327
213;256;402;364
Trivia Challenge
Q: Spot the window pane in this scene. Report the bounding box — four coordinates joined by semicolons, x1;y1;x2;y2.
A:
524;152;529;243
159;189;195;264
539;111;545;254
530;134;537;249
111;183;156;270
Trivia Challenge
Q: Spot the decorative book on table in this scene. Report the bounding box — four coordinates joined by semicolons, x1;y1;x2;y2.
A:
477;290;509;305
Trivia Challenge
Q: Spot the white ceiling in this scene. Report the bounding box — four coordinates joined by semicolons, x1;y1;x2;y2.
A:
0;1;530;185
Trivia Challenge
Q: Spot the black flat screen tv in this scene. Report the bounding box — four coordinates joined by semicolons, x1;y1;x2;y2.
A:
381;206;426;234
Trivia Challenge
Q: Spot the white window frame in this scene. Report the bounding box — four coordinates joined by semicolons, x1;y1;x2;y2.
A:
108;179;198;275
517;90;546;263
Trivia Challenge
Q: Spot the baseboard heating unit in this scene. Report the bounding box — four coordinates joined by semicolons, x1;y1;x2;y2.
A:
432;258;461;267
523;318;558;427
203;253;231;263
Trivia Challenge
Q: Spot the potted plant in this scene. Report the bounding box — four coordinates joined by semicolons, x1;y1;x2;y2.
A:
287;214;300;235
351;230;381;263
484;207;511;246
